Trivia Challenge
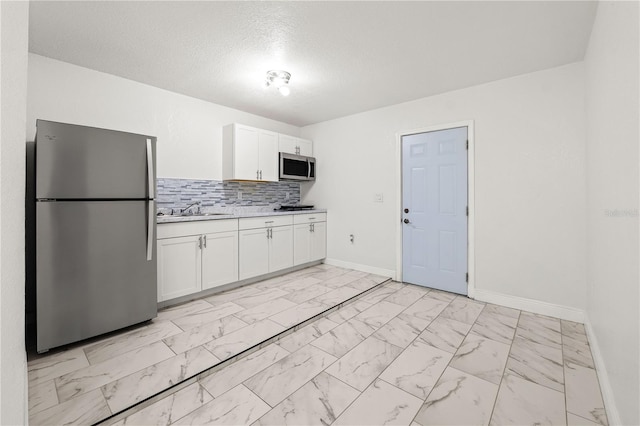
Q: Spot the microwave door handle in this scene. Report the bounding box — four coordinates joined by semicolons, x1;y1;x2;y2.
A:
307;159;311;179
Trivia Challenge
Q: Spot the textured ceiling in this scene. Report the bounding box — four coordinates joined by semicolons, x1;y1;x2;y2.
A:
28;1;597;126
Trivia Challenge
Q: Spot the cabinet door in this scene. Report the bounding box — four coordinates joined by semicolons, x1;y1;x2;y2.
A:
297;139;313;156
259;130;279;182
293;223;311;266
202;231;238;291
278;134;298;155
157;236;201;302
279;135;313;157
310;222;327;261
239;228;270;280
269;225;294;272
235;125;260;180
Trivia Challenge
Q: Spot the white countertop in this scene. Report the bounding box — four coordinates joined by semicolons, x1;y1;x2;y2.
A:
157;208;327;224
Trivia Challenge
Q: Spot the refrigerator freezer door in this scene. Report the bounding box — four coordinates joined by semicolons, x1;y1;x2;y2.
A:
36;200;157;352
35;120;156;200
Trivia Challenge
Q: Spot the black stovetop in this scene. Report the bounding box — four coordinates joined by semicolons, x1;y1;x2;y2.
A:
276;205;315;211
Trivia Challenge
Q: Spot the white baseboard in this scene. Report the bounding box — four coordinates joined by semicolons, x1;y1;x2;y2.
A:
324;258;395;279
471;288;585;323
473;289;621;424
582;315;622;426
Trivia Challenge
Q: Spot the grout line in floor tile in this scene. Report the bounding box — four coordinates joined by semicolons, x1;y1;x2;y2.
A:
168;383;260;426
246;366;360;424
317;290;451;411
94;274;391;425
370;294;463;426
240;384;274;413
561;328;570;426
244;357;316;411
103;280;604;426
486;307;522;425
165;383;216;426
321;373;378;424
169;319;188;333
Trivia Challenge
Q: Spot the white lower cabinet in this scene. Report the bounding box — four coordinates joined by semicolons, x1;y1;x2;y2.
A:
201;231;239;291
293;213;327;265
310;221;327;261
157;213;325;303
157;220;238;302
238;227;270;280
157;235;202;301
269;225;294;272
239;215;294;280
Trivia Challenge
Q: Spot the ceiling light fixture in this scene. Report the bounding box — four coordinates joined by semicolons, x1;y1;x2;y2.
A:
265;70;291;96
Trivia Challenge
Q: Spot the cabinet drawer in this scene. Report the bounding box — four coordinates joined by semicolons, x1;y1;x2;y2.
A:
158;219;239;239
293;213;326;224
239;215;293;230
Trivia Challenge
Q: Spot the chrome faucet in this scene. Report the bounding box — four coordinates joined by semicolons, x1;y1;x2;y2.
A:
179;201;201;215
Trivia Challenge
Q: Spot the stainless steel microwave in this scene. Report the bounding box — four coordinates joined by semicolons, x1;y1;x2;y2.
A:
279;152;316;181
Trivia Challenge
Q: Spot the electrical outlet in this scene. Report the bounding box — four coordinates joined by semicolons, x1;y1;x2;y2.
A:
374;193;384;203
285;192;290;200
237;191;242;200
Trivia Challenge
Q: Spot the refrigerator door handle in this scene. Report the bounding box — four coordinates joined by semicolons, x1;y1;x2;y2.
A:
146;138;154;199
147;200;154;261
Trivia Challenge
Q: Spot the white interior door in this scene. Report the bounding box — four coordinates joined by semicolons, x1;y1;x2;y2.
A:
402;127;468;295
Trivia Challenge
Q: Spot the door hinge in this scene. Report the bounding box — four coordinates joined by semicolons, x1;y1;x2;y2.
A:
466;140;468;150
466;273;469;282
466;206;469;216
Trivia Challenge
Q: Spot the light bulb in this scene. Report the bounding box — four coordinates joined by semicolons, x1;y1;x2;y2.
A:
278;86;290;96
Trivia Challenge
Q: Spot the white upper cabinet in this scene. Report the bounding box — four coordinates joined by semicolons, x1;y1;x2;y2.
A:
223;124;279;181
232;125;259;181
258;131;279;181
278;134;313;157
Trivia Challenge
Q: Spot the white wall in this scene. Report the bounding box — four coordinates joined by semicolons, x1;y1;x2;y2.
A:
584;2;639;424
301;62;587;311
0;1;29;424
27;54;301;180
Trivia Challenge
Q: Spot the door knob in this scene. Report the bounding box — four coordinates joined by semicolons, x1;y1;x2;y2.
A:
404;208;409;213
403;218;410;224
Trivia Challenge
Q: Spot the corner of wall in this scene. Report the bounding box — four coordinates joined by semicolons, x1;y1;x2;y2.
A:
0;1;30;424
582;314;622;425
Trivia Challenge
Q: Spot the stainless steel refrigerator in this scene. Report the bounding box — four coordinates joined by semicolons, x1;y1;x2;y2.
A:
35;120;157;353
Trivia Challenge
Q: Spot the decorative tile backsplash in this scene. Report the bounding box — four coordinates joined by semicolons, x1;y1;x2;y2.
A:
156;178;301;213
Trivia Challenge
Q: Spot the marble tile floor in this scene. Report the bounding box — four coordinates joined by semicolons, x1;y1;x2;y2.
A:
27;264;390;426
97;281;609;426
